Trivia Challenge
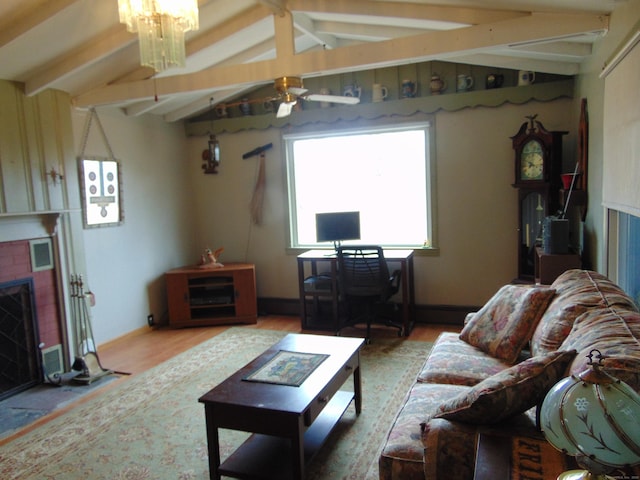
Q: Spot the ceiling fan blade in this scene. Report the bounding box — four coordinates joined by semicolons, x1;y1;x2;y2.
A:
288;87;308;96
304;94;360;105
276;102;294;118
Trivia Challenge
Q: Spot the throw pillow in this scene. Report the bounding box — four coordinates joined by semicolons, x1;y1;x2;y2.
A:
433;350;576;424
460;285;556;363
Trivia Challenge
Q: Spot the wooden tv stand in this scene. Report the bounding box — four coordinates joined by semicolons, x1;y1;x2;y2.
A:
165;263;257;327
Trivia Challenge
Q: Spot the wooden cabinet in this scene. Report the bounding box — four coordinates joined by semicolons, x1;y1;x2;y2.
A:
165;263;257;327
534;247;581;285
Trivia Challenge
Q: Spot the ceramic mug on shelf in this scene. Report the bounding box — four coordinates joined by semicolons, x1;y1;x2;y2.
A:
518;70;536;86
429;75;446;95
319;87;331;108
456;74;474;92
401;79;417;98
239;98;251;116
486;73;504;89
372;83;388;102
215;103;227;118
343;84;362;98
262;100;275;112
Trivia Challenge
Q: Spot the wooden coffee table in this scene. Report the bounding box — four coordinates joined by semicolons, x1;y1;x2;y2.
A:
198;333;365;480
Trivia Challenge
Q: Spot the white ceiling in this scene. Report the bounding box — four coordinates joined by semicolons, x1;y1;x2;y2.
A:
0;0;619;122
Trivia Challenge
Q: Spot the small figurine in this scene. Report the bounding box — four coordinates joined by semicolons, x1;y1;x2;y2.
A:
198;247;224;268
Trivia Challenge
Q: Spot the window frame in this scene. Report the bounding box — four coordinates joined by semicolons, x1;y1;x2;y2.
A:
283;117;437;250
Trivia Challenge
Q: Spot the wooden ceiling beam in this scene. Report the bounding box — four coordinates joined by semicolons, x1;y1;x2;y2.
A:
293;13;338;49
0;0;78;48
74;11;608;108
287;0;528;25
24;4;272;95
274;10;296;58
25;25;134;96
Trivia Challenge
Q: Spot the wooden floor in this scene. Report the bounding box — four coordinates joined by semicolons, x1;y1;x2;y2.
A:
0;316;456;446
98;315;457;377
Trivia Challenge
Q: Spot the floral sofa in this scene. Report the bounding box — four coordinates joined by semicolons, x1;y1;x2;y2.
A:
379;269;640;480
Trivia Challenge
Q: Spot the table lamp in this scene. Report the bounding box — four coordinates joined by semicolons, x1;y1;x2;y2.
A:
540;349;640;480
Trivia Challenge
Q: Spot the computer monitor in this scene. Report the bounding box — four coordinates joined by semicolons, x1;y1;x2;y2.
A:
315;211;361;249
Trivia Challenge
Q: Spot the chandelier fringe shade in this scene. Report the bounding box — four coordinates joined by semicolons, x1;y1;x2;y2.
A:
117;0;199;72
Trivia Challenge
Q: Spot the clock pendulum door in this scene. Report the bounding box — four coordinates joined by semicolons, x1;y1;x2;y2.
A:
519;190;548;277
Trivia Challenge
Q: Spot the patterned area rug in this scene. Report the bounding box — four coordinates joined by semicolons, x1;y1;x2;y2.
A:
0;327;432;480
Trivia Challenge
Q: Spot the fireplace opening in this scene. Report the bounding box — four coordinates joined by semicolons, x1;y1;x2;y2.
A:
0;278;42;401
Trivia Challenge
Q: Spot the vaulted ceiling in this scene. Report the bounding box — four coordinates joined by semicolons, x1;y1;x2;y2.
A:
0;0;616;122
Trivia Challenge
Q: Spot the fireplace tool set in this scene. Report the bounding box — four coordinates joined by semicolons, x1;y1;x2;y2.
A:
70;274;114;384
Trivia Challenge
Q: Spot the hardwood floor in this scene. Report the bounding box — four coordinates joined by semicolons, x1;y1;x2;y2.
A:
98;315;457;377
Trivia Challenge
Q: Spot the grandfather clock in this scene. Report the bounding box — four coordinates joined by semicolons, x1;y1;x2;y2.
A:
511;115;567;279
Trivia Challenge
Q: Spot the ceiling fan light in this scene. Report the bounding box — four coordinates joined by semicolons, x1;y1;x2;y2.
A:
117;0;199;72
282;92;297;104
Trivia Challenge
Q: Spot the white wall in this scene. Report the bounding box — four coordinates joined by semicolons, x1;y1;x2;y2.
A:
186;98;575;308
575;1;640;274
71;108;195;344
68;3;640;342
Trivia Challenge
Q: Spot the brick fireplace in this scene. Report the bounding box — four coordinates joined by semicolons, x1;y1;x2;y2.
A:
0;238;65;398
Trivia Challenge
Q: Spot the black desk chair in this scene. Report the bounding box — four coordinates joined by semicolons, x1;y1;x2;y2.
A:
336;245;404;343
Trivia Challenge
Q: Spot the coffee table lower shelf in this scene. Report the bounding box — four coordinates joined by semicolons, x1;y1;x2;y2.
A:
219;390;354;480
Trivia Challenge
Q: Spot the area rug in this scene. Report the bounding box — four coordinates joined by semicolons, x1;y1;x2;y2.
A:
0;327;432;480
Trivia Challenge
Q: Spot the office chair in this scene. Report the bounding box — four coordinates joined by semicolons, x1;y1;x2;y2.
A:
336;246;404;343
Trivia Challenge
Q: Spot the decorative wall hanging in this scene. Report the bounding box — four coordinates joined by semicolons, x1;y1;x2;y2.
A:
78;108;124;228
243;143;273;225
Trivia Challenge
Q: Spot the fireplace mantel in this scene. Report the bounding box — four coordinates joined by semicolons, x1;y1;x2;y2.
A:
0;211;67;242
0;210;88;374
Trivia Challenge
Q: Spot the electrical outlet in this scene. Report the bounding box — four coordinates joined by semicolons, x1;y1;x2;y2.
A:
147;314;154;326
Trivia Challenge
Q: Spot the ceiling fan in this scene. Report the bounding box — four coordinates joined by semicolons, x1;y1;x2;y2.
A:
218;76;360;118
271;76;360;118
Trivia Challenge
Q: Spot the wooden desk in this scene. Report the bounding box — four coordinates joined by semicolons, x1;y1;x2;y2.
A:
297;249;415;336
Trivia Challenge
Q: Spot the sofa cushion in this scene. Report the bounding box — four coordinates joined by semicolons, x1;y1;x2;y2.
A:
421;418;479;480
561;306;640;392
432;350;576;424
379;382;468;480
460;285;556;364
417;332;520;386
531;269;639;356
421;411;540;480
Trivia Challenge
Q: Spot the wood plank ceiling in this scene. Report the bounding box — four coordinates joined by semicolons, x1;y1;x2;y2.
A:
0;0;614;122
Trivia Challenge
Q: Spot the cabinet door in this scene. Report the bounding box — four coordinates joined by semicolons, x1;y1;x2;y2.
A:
233;268;257;317
165;273;190;324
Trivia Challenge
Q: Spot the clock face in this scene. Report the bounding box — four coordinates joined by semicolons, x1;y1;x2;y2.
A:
521;140;544;180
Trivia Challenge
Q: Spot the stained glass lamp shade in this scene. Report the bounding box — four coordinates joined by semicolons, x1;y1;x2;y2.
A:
540;349;640;480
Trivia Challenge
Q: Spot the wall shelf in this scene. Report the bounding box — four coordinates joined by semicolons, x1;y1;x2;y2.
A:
185;79;575;137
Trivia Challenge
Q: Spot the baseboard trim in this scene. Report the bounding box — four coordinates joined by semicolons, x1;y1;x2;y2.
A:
257;297;478;327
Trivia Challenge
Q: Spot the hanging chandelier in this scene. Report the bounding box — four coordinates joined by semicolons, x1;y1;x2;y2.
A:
117;0;199;73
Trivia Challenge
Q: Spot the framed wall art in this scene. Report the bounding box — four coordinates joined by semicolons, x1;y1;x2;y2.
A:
79;157;123;228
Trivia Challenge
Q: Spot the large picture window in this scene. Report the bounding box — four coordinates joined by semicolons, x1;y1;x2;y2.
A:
284;121;434;249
